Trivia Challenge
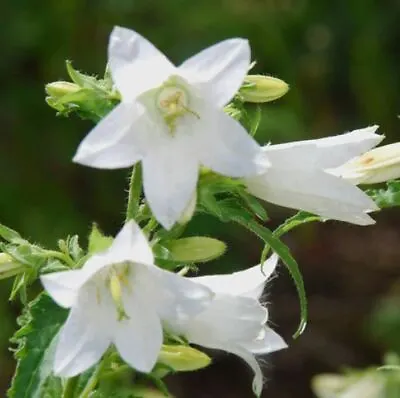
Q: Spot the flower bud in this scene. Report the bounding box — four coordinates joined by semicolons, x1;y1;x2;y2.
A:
158;344;211;371
0;253;24;280
334;142;400;185
45;82;81;99
240;75;289;103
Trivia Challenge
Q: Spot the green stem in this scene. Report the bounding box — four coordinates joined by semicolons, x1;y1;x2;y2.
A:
125;164;142;223
79;360;107;398
62;376;79;398
39;250;75;268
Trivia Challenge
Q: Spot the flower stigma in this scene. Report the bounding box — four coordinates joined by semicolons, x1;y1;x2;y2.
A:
107;264;131;321
155;77;200;134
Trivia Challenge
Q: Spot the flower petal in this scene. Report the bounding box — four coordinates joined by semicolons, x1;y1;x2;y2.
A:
41;270;83;308
114;291;163;373
107;220;154;265
246;169;378;225
178;38;250;107
108;26;175;102
196;106;268;177
191;254;278;298
263;125;383;170
242;326;287;354
183;295;267;344
53;288;112;377
142;139;199;229
73;103;146;169
148;265;213;324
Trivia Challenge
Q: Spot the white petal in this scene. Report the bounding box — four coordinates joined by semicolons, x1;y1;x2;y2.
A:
263;125;383;170
107;220;154;265
73;103;148;169
114;290;163;373
183;295;267;344
41;270;84;308
242;326;287;354
108;26;175;102
246;169;378;225
53;288;112;377
191;253;278;298
142;139;199;229
148;265;213;324
178;38;250;107
196;106;268;177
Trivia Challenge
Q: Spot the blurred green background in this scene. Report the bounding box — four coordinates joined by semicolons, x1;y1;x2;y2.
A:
1;0;400;397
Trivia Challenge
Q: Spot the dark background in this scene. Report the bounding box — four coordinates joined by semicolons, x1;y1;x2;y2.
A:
1;1;400;397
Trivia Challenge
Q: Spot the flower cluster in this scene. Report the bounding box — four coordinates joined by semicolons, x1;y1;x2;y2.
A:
4;24;400;398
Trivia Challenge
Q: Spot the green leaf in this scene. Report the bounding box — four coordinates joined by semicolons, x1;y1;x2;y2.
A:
8;293;68;398
201;198;307;338
0;223;27;244
236;189;268;221
66;60;99;89
88;224;114;254
366;180;400;208
165;237;226;263
273;211;321;238
67;235;84;261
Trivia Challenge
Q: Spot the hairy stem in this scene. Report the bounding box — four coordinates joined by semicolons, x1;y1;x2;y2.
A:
125;164;142;223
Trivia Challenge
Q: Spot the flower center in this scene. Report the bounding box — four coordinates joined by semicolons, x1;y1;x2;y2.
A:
155;79;199;133
107;264;131;321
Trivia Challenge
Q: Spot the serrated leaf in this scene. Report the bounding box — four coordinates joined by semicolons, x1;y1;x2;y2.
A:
273;211;321;238
366;180;400;208
202;198;307;339
165;237;226;263
8;293;68;398
88;224;114;254
0;223;27;244
236;190;268;221
67;235;84;261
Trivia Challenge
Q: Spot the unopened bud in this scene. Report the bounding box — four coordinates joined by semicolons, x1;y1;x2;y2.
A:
333;142;400;185
0;253;24;280
158;344;211;371
240;75;289;103
45;82;81;99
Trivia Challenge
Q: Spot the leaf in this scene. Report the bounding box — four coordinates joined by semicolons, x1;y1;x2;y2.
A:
88;224;114;254
201;198;307;338
366;180;400;208
0;223;27;244
164;237;226;263
236;189;268;221
8;293;68;398
66;60;99;89
67;235;84;261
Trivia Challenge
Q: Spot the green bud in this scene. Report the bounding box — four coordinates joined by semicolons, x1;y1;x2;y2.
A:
45;82;80;98
0;253;25;280
158;344;211;372
165;236;226;263
240;75;289;103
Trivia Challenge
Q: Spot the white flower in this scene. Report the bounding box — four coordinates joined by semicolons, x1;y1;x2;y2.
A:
245;126;383;225
332;142;400;185
168;254;286;397
40;221;212;377
73;26;268;229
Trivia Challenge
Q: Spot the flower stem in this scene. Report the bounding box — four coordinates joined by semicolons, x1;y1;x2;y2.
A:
125;164;142;223
79;360;107;398
62;376;78;398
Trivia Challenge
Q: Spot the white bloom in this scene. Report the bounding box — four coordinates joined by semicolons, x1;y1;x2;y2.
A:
245;126;383;225
169;254;286;397
41;221;212;377
73;26;268;229
332;142;400;185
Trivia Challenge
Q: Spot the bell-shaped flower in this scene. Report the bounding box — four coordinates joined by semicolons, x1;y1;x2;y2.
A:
331;142;400;185
40;221;212;377
168;254;286;397
245;126;383;225
73;26;268;229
